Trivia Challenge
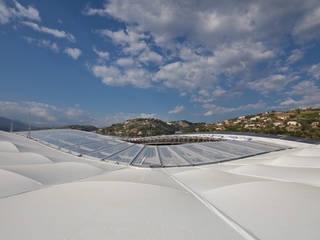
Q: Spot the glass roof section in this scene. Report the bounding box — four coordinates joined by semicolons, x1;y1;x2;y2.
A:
19;129;287;167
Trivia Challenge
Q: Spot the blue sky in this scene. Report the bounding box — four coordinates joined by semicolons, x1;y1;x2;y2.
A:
0;0;320;127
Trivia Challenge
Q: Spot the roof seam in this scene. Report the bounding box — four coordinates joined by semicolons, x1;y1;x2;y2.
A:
161;168;261;240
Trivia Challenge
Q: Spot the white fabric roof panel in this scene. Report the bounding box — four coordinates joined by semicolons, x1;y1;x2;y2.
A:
229;164;320;186
203;181;320;240
0;168;42;198
82;167;182;190
171;168;266;192
1;130;320;240
0;152;52;165
270;154;320;168
1;162;104;185
0;181;245;240
0;141;19;152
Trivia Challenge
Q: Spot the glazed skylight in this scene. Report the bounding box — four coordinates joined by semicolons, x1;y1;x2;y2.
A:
19;129;286;167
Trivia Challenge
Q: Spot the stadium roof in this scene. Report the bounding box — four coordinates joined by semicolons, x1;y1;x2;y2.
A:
0;129;319;240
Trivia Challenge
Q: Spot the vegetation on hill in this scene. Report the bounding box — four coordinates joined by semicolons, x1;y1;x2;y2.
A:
191;108;320;140
98;118;176;137
98;108;320;140
98;118;207;137
55;125;98;132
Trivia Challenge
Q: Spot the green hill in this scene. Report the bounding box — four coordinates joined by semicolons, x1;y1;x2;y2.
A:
202;108;320;140
98;118;176;137
98;108;320;140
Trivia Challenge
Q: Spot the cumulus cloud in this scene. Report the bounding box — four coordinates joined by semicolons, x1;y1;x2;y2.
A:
278;81;320;108
308;63;320;80
0;101;95;126
98;28;148;55
0;100;161;127
287;49;304;65
64;47;81;60
23;36;59;52
116;57;134;67
203;101;267;116
92;46;109;60
0;0;40;24
191;87;228;103
293;7;320;41
84;0;320;113
168;105;185;114
86;0;320;45
249;74;286;93
138;48;163;64
91;65;151;88
22;21;76;42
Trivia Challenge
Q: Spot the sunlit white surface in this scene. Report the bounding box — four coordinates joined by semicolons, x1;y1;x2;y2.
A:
0;130;319;240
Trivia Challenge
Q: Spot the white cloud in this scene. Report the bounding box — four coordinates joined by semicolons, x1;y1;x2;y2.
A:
22;21;75;42
203;101;267;116
192;87;228;103
0;0;11;24
0;0;40;24
23;36;59;52
64;47;81;60
11;0;40;21
86;1;282;101
92;46;109;60
25;101;57;122
83;4;108;17
279;81;320;108
98;28;148;55
87;0;320;47
154;41;275;92
0;101;95;126
168;105;185;114
287;80;316;96
308;63;320;80
138;48;163;64
85;0;320;112
91;65;151;88
248;74;299;94
91;65;121;86
287;49;304;64
293;7;320;41
116;57;134;67
139;113;158;119
212;87;227;98
0;100;162;127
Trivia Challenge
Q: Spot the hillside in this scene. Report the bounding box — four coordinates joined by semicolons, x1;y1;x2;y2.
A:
55;125;98;132
98;118;176;137
0;117;30;132
199;108;320;140
98;108;320;140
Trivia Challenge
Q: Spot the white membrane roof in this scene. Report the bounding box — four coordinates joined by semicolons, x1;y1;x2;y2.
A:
0;129;319;240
